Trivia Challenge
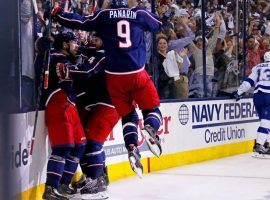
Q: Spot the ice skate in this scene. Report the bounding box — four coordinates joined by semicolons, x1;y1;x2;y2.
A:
264;142;270;149
72;170;109;192
252;143;269;159
58;183;76;198
80;176;108;200
127;144;143;178
261;148;270;159
141;125;162;157
72;174;86;192
42;185;69;200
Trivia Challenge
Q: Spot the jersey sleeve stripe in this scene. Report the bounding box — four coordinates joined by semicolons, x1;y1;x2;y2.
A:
245;78;255;87
50;53;66;57
58;11;103;24
135;10;162;24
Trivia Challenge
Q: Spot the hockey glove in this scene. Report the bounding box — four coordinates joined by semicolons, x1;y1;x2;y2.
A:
56;63;70;81
231;90;242;101
51;6;63;21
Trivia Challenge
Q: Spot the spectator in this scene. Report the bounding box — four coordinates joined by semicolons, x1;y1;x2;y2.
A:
189;11;222;98
167;9;195;98
155;35;174;99
246;35;265;76
213;38;230;96
162;47;189;98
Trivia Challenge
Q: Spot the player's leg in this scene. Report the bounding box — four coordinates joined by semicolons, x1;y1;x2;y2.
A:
44;98;87;199
74;148;108;191
59;144;86;196
132;70;163;157
253;93;270;157
43;147;72;200
106;73;143;175
80;105;119;199
141;108;163;157
57;103;87;196
80;140;108;200
253;119;270;156
264;136;270;149
43;98;78;200
122;110;143;177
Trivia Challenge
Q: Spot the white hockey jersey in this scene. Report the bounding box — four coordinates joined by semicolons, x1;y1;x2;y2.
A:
238;62;270;95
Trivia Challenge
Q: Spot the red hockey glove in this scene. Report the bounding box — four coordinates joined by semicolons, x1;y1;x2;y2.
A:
51;6;63;21
56;63;70;81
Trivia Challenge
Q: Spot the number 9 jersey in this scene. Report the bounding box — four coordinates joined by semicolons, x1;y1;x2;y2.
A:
55;6;162;74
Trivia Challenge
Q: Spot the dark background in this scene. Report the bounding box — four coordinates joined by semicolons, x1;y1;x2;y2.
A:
0;0;20;199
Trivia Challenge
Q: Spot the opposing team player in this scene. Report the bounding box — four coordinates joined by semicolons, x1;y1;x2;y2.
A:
232;51;270;158
42;32;88;200
52;0;163;176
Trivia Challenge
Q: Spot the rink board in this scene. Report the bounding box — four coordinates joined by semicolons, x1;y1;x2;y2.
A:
11;98;258;199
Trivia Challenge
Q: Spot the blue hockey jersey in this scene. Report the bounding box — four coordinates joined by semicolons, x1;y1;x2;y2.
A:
42;49;104;107
42;50;76;106
56;6;162;74
68;49;114;108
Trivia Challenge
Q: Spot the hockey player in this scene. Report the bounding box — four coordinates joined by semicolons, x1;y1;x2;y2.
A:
59;48;116;199
52;0;163;176
232;51;270;158
42;32;88;200
59;36;144;199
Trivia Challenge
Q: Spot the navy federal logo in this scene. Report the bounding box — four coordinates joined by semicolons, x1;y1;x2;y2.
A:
178;104;189;125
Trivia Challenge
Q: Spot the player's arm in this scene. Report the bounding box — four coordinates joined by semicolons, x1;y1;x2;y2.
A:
52;6;98;31
237;66;258;95
57;55;105;80
136;8;162;32
69;56;105;79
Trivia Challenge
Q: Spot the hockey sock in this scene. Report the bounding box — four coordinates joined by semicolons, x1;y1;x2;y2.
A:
80;156;88;174
61;155;79;185
256;119;270;145
46;147;71;188
122;110;139;148
84;140;104;179
102;150;106;170
61;144;85;185
142;108;162;131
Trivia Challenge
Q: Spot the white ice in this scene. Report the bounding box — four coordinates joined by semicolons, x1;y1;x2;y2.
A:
108;153;270;200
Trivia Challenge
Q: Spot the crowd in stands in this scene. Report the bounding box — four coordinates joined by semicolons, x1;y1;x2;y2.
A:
19;0;270;111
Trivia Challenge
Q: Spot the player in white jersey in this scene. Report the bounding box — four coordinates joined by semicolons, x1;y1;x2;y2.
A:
232;51;270;157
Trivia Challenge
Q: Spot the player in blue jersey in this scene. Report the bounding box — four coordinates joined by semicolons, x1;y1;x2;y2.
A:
60;36;143;199
42;32;88;200
52;0;163;177
232;51;270;158
61;47;117;199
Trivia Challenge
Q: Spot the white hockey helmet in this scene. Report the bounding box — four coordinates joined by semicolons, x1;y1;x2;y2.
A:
264;51;270;62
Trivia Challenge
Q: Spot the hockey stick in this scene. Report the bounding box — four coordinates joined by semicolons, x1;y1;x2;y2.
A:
43;0;54;90
29;0;53;155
